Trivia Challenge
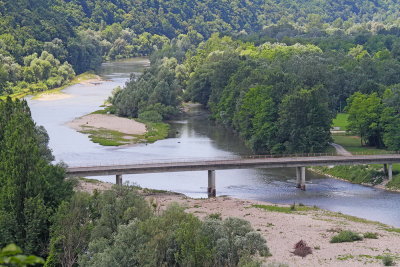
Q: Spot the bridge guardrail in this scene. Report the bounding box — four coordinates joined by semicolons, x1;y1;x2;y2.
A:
65;151;400;169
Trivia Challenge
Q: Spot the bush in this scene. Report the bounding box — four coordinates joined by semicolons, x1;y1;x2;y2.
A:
330;230;363;243
382;255;395;266
363;232;378;239
138;110;163;122
79;204;270;267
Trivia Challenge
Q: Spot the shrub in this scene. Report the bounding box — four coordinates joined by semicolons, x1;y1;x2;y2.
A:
207;213;222;220
138;110;163;122
382;255;395;266
293;240;312;258
363;232;378;239
330;230;363;243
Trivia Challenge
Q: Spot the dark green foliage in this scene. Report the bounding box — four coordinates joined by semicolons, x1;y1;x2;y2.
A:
330;230;363;243
0;98;73;257
47;186;268;266
138;110;163;123
46;186;151;267
78;204;269;267
278;86;332;153
111;57;180;119
382;255;395;266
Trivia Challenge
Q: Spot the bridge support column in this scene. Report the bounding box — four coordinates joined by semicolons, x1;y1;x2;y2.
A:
116;174;122;185
388;163;393;180
300;167;306;191
296;167;301;188
208;170;216;198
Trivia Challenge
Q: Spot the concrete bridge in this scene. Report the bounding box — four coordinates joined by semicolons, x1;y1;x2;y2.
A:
66;154;400;197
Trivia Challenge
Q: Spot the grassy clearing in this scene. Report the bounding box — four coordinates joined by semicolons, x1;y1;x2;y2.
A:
332;134;388;154
314;165;385;185
252;204;318;213
332;113;349;130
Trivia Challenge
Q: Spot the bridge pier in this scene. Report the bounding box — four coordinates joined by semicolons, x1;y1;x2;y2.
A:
388;163;393;180
296;167;306;190
208;170;216;198
116;174;122;185
296;167;301;188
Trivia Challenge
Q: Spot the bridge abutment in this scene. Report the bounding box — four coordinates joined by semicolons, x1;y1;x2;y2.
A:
116;174;122;185
208;170;216;198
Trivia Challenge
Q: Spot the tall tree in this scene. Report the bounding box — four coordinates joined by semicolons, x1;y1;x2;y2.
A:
346;92;383;147
0;98;73;257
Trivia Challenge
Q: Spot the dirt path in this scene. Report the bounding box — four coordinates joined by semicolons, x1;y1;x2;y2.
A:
330;143;352;156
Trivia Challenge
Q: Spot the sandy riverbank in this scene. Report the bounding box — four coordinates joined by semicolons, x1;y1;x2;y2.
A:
34;75;104;101
67;114;147;135
77;179;400;266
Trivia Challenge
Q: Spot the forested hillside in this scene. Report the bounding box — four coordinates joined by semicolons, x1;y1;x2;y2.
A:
2;0;400;97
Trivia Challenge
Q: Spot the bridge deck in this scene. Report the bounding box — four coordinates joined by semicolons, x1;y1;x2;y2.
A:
66;154;400;177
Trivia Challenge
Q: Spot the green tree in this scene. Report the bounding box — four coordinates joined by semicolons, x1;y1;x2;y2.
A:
346;92;384;147
278;86;332;153
0;98;73;257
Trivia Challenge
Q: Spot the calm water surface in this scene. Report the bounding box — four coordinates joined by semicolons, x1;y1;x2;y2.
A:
27;58;400;227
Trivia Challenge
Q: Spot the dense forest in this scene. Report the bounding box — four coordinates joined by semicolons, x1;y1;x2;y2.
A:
2;0;400;95
111;32;400;153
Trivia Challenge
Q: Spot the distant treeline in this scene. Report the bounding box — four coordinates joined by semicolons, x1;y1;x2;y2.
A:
3;0;400;96
111;32;400;153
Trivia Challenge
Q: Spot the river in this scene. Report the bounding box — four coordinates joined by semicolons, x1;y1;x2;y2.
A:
27;58;400;227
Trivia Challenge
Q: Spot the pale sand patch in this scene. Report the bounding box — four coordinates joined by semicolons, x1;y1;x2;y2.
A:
75;179;113;193
67;114;147;135
78;77;104;86
75;179;400;266
36;93;73;101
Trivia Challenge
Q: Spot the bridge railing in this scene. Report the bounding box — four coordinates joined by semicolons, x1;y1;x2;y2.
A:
65;151;400;168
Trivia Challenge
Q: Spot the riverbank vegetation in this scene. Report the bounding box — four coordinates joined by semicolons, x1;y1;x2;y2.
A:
318;113;400;189
111;26;400;154
80;119;169;146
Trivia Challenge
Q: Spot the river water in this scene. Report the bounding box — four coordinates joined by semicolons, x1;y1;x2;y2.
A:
27;58;400;227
